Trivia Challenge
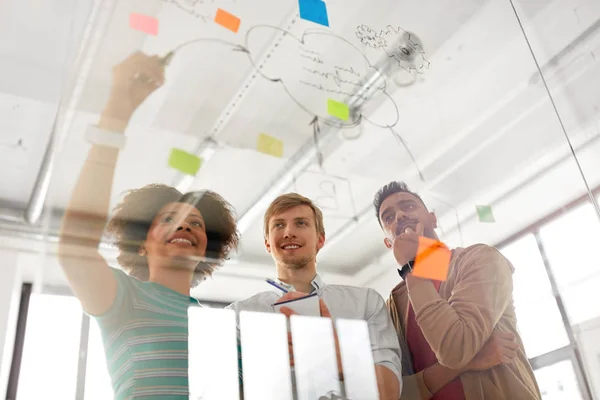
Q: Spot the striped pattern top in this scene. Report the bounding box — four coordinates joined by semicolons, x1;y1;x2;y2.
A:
94;268;199;399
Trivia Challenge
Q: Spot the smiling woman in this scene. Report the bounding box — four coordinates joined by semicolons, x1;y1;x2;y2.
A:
106;184;239;286
55;52;243;399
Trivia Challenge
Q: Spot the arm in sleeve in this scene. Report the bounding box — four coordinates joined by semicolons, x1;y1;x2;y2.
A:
401;371;433;400
408;245;513;369
366;289;403;392
92;268;139;326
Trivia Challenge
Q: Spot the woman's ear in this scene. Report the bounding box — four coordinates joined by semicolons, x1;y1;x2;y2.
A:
138;245;147;257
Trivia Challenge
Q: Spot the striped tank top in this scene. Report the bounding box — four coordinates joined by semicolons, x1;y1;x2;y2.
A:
94;268;199;399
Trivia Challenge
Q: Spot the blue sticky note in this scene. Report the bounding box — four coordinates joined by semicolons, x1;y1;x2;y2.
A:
298;0;329;27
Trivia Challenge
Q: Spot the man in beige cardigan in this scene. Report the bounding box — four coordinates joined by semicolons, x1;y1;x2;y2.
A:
373;181;541;399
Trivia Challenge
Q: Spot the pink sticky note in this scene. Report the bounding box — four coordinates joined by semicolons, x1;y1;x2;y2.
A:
129;13;159;36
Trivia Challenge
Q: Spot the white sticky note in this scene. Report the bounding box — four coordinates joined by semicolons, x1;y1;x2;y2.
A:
290;315;341;400
240;312;293;400
188;307;239;400
336;319;379;400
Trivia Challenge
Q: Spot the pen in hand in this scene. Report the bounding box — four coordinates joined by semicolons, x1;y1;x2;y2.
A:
265;278;289;293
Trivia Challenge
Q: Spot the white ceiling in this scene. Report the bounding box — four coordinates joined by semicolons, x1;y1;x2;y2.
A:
1;0;600;301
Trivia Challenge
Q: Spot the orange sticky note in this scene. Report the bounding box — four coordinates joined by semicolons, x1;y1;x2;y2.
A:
215;8;241;33
412;237;451;281
129;13;159;36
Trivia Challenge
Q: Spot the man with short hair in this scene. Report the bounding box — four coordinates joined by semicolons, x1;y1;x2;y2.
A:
373;181;541;399
228;193;402;400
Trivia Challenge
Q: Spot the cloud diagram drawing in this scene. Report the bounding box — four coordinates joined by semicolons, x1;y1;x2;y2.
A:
355;24;430;74
244;25;400;128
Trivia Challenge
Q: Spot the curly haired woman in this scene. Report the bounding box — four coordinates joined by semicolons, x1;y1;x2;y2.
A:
58;52;239;399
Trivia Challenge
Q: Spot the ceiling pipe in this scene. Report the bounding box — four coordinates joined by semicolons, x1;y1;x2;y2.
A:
23;115;60;224
0;0;116;226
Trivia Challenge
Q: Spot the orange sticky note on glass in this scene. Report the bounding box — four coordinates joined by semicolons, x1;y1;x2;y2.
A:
129;13;159;36
215;8;241;33
412;237;451;281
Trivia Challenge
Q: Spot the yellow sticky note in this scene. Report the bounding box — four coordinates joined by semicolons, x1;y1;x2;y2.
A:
257;133;283;158
412;236;451;281
327;99;349;120
215;8;241;33
168;148;202;176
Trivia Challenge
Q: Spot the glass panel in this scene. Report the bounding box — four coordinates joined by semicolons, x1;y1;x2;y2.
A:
534;360;584;400
84;319;114;400
512;2;600;392
16;294;82;400
510;0;600;209
500;234;570;358
8;0;599;399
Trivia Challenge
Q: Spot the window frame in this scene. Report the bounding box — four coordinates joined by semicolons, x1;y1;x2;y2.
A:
493;186;600;400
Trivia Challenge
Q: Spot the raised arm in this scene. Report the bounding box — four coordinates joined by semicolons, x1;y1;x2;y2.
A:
58;52;164;315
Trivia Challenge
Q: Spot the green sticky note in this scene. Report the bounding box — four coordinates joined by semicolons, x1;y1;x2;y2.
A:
476;205;495;223
327;99;349;120
256;133;284;158
168;148;202;176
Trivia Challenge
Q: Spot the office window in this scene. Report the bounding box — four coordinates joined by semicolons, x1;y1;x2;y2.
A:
500;234;570;358
84;319;114;400
538;203;600;326
534;360;583;400
15;293;82;400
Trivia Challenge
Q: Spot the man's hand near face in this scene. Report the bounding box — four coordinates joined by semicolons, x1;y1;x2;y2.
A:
392;221;423;266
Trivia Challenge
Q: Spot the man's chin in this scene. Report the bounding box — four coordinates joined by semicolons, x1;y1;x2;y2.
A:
280;256;312;270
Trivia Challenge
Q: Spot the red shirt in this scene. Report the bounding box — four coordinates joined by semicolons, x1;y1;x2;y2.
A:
406;280;466;399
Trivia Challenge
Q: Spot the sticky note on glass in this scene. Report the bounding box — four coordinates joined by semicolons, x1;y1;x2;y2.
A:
327;99;349;120
257;133;283;158
129;13;159;36
168;149;202;176
412;237;451;281
215;8;241;33
298;0;329;27
476;205;495;223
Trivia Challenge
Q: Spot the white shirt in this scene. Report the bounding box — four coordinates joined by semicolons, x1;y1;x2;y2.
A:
226;274;403;386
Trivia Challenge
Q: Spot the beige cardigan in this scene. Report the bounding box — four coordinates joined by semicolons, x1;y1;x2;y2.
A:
388;244;542;400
